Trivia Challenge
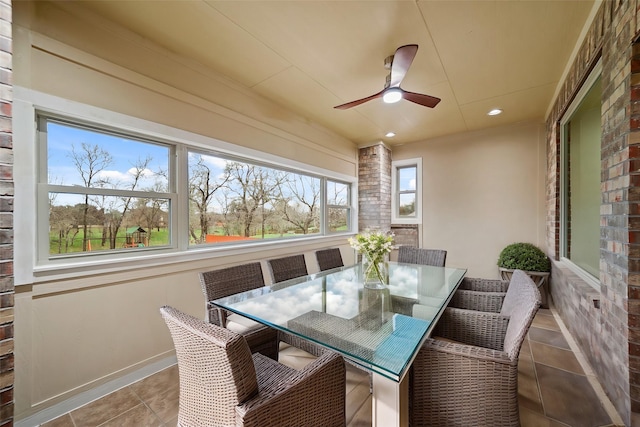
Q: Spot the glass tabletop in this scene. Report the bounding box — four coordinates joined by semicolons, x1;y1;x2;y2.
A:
211;261;466;381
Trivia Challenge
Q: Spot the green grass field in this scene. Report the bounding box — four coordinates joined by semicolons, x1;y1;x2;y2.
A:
49;227;170;254
49;223;348;255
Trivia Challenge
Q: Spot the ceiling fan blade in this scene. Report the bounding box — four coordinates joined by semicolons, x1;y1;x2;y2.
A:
389;44;418;88
333;90;384;109
402;90;441;108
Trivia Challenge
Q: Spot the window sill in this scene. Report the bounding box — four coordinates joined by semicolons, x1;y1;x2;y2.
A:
558;257;600;291
23;233;355;289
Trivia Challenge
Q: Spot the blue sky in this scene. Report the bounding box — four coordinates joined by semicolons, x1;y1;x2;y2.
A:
46;120;351;212
398;166;416;191
47;121;169;191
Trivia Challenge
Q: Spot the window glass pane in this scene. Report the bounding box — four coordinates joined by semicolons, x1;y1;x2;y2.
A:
563;76;601;277
328;207;349;232
398;166;417;192
47;121;169;189
49;193;170;255
44;118;172;259
327;180;349;205
399;193;416;217
40;115;353;263
188;152;323;245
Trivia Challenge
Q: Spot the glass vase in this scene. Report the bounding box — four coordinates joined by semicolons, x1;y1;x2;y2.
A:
361;252;389;288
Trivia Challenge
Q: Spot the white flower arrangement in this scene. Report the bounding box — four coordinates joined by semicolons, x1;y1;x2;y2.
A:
348;230;395;283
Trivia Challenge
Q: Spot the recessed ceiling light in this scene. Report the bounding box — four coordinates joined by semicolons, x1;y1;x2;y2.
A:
487;108;503;116
385;132;396;138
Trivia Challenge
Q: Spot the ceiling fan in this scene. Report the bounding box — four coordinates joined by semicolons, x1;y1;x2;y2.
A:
334;44;441;110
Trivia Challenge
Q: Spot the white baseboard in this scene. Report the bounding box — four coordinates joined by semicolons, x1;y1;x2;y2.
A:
15;355;177;427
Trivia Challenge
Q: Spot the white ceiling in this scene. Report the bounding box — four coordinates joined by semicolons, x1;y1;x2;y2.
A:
76;0;595;146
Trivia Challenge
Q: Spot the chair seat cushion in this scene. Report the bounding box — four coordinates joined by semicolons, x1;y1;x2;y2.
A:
412;304;439;321
226;314;265;334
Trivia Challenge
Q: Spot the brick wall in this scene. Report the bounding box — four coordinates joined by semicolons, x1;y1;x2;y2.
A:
390;225;419;247
0;1;11;424
546;1;640;423
358;144;391;233
0;1;11;425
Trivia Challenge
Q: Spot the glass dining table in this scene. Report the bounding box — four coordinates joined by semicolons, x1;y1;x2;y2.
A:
211;261;466;427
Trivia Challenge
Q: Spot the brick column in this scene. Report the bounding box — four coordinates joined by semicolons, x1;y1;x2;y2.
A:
358;144;391;233
0;1;12;425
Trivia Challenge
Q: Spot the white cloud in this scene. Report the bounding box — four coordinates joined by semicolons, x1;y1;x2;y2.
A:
204;156;229;169
98;170;130;182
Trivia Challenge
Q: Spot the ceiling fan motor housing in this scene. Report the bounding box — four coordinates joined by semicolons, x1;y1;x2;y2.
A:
384;55;394;70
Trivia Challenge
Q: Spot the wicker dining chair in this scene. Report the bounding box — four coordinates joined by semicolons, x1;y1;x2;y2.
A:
267;254;308;283
199;262;278;360
397;246;447;267
449;276;510;313
160;306;346;427
265;255;331;357
316;248;344;272
410;270;541;426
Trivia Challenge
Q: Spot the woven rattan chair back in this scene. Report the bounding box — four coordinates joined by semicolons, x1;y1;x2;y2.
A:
500;269;542;359
199;262;264;324
397;246;447;267
160;305;258;427
267;254;308;283
315;248;344;271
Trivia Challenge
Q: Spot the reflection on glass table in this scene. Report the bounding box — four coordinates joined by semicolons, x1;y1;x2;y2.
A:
212;262;466;381
212;262;466;427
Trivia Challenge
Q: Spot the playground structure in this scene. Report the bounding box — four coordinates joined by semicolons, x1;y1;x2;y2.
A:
124;226;148;248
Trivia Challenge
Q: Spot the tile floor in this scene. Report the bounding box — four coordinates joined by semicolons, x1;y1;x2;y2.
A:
39;307;623;427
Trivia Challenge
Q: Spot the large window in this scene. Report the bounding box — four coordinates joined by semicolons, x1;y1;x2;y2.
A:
560;63;601;280
392;158;422;224
40;117;173;258
37;114;353;262
187;151;339;245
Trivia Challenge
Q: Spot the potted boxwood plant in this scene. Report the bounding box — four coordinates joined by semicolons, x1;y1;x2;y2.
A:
497;242;551;307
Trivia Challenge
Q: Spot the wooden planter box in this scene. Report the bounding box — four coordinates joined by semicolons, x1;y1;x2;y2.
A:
499;267;550;309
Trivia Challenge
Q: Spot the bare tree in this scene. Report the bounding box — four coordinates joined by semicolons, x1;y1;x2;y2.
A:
69;143;112;251
188;155;230;243
278;174;321;234
134;170;169;240
215;186;237;236
225;163;284;238
105;156;153;249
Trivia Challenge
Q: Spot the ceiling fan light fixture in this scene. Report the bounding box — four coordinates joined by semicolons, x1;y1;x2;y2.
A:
383;88;403;104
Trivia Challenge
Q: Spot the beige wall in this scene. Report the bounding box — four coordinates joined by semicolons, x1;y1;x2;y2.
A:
13;1;547;421
13;1;357;420
392;121;547;279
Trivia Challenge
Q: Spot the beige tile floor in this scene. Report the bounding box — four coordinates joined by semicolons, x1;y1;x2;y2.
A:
40;307;623;427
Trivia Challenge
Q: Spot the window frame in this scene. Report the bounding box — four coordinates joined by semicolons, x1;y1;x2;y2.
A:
15;87;357;284
391;158;422;225
559;59;602;289
186;148;337;244
38;114;178;260
325;178;352;233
